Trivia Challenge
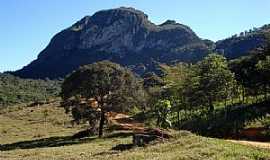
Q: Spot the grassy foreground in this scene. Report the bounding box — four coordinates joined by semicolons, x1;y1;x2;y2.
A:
0;103;270;160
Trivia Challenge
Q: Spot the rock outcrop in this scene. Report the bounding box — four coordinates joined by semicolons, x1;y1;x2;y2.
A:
14;7;211;79
13;7;270;79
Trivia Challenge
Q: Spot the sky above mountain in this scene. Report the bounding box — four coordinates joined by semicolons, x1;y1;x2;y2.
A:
0;0;270;72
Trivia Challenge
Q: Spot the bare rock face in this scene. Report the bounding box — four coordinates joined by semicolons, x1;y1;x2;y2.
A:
14;7;211;79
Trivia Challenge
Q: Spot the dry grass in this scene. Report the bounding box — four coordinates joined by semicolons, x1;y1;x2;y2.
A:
0;103;270;160
0;102;87;144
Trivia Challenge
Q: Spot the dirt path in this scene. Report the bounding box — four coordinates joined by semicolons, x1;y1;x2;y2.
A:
227;140;270;149
107;112;145;131
110;113;270;148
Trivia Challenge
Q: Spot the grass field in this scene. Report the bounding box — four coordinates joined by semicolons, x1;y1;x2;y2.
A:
0;103;270;160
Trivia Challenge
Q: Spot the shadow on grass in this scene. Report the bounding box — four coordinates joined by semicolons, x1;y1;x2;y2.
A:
104;131;133;139
0;135;97;151
92;143;134;157
111;143;134;151
0;130;135;151
92;151;120;157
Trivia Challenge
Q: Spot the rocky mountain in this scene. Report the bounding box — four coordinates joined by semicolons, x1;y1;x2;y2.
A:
13;7;270;79
14;7;212;79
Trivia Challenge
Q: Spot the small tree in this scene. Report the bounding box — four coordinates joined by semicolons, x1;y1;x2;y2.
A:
61;61;143;137
159;63;192;126
155;99;172;128
142;72;164;112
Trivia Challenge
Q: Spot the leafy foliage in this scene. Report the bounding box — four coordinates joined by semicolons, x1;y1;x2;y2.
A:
192;54;237;111
154;99;172;128
141;52;270;138
256;56;270;94
0;74;61;107
61;61;144;137
230;43;270;101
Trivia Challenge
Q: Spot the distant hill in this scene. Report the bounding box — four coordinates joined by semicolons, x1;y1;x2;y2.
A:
216;24;270;58
12;7;269;79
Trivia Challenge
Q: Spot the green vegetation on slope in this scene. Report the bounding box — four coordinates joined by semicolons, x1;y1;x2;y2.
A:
147;46;270;137
58;47;270;140
0;74;61;107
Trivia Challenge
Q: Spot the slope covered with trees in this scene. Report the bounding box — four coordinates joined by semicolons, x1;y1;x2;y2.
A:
59;41;270;140
0;73;61;107
216;24;270;58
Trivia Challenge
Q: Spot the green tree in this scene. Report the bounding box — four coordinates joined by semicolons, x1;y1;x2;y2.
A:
61;61;143;137
194;54;236;112
155;99;172;128
256;56;270;100
159;63;192;127
142;72;164;112
143;72;164;88
229;41;270;103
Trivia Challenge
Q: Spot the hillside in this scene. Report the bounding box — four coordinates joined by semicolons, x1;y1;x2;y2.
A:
216;24;270;58
13;7;211;79
0;73;61;106
0;103;270;160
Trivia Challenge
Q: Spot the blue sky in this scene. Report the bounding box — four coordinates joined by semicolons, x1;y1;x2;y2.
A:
0;0;270;72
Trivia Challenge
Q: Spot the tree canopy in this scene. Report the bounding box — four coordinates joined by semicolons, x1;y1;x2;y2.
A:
61;61;144;137
193;54;236;112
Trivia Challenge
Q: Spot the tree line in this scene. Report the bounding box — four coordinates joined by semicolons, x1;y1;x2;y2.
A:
61;43;270;137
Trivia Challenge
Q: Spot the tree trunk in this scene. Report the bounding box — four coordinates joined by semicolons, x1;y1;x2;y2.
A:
177;111;180;129
156;116;160;127
98;111;105;137
209;98;214;113
264;84;267;101
242;87;245;104
209;104;214;113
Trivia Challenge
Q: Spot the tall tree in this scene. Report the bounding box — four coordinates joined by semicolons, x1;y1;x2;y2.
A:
194;54;236;112
229;38;270;103
160;63;192;126
61;61;143;137
142;72;164;112
256;56;270;100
